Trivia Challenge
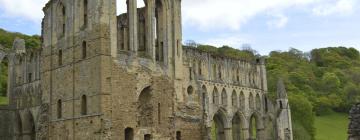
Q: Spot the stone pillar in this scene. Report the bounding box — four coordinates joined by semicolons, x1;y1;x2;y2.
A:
145;0;156;61
204;126;212;140
242;128;250;140
224;127;233;140
127;0;138;54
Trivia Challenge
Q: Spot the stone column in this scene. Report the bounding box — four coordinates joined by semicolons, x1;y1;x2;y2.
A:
145;0;156;61
224;127;233;140
243;128;250;140
127;0;138;54
204;126;212;140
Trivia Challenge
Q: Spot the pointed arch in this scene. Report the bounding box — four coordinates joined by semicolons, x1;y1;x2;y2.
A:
187;85;194;102
231;90;237;107
249;112;262;140
22;110;36;140
256;93;261;111
239;91;245;109
221;89;227;105
249;93;254;110
211;109;227;140
138;86;153;127
212;87;219;105
232;113;245;140
201;85;208;109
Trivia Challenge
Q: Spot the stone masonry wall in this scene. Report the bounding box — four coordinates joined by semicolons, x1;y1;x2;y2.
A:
349;103;360;140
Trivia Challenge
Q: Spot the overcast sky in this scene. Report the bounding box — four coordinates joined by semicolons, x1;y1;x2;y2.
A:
0;0;359;55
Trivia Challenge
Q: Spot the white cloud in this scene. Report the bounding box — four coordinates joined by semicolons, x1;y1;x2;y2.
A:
182;0;357;31
312;0;355;16
0;0;48;23
267;14;288;28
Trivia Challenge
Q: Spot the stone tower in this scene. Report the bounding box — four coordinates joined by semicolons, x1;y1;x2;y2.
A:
41;0;117;139
276;79;293;140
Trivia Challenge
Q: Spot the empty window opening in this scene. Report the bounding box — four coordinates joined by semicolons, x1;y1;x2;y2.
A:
82;41;87;59
83;0;88;26
176;131;181;140
28;73;32;83
144;134;151;140
62;5;66;36
139;87;153;127
0;57;8;97
58;50;63;66
221;89;227;105
198;61;202;76
218;66;222;80
57;99;62;119
232;91;237;107
81;95;87;115
125;128;134;140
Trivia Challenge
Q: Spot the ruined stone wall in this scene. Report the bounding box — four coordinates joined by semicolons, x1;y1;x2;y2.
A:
183;48;266;91
0;106;14;140
349;104;360;140
109;62;176;140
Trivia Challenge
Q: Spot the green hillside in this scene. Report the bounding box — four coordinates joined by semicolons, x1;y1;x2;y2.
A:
315;112;348;140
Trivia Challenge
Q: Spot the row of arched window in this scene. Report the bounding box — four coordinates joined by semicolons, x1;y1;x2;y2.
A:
57;0;88;38
57;95;87;119
209;87;262;110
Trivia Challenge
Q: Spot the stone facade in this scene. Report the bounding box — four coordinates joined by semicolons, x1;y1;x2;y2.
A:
0;0;293;140
349;104;360;140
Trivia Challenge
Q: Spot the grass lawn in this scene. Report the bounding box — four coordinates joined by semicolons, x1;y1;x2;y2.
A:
315;112;349;140
0;96;8;105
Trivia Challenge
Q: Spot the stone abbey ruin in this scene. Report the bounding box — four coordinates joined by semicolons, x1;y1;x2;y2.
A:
0;0;293;139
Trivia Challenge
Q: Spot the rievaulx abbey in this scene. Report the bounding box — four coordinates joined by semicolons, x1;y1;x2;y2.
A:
0;0;293;140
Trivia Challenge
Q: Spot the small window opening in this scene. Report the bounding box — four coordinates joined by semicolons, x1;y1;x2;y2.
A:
82;41;87;59
176;131;181;140
57;99;62;119
58;50;63;66
144;134;151;140
81;95;87;115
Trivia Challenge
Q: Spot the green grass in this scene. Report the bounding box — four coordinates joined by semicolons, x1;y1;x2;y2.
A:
0;96;8;105
315;112;348;140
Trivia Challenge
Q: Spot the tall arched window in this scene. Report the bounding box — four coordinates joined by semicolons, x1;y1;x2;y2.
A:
139;87;153;127
81;95;87;115
62;5;66;35
239;91;245;108
256;94;261;110
57;99;62;119
83;0;88;26
221;89;227;105
58;50;63;66
82;41;87;59
249;93;254;110
187;86;194;102
213;87;219;105
232;91;237;107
